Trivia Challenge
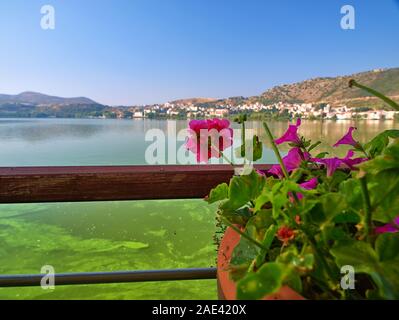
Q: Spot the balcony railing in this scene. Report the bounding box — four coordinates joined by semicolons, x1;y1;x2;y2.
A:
0;164;271;287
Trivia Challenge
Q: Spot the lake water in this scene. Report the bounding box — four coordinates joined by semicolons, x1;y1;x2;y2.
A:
0;118;397;299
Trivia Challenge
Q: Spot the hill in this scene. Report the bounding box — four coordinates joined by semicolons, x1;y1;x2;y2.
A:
252;68;399;108
171;97;218;105
0;91;98;106
0;92;107;118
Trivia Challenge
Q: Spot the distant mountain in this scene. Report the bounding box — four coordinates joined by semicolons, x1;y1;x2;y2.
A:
252;67;399;108
176;68;399;110
0;91;99;106
171;97;218;105
0;91;108;118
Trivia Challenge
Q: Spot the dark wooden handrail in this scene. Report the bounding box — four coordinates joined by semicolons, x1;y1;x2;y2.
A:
0;165;272;204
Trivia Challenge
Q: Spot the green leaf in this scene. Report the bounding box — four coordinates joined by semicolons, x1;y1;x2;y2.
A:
261;224;277;250
315;152;329;159
268;180;303;219
362;138;399;173
331;240;379;273
218;205;252;225
366;289;383;300
225;170;265;210
308;193;347;227
367;170;399;223
236;262;287;300
368;261;399;300
205;183;228;204
254;192;270;212
322;226;352;243
255;224;278;267
271;193;289;219
230;224;260;266
334;211;361;224
250;209;274;230
339;178;363;212
293;253;315;271
284;271;303;293
364;130;399;158
308;141;322;152
333;211;360;224
276;247;298;264
329;170;351;190
320;193;347;220
277;247;314;272
376;233;399;262
253;177;280;212
332;238;399;299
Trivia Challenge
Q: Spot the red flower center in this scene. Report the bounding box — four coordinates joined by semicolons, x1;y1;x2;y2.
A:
277;226;296;244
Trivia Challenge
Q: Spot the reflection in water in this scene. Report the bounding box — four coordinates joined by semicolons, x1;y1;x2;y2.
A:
0;121;103;142
0;118;141;142
0;118;152;166
0;118;397;166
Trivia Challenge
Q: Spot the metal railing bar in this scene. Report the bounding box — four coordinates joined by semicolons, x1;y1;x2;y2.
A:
0;268;217;288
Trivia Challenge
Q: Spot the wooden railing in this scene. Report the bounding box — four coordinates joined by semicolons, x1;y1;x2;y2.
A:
0;164;271;287
0;165;272;203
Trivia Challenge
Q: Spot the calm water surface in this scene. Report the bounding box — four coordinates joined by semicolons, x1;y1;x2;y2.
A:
0;118;397;299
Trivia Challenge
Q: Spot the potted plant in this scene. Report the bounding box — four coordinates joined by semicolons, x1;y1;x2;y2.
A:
187;81;399;300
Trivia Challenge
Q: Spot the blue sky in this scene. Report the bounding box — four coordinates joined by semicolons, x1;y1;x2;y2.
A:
0;0;398;105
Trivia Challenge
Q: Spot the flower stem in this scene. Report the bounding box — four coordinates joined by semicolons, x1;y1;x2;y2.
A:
349;79;399;111
211;143;235;166
308;274;339;299
262;122;289;179
219;150;235;166
303;228;339;289
221;217;267;250
356;143;370;159
241;120;246;157
360;176;373;243
263;122;301;204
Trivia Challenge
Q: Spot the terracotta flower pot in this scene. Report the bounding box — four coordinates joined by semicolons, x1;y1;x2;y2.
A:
217;227;305;300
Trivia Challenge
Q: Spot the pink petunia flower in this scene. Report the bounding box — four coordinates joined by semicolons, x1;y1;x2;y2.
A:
300;177;318;190
186;118;233;163
316;157;342;177
375;215;399;234
340;150;368;170
333;127;359;148
284;147;310;171
256;169;267;177
275;118;302;145
268;147;310;177
292;177;318;201
268;164;284;178
312;150;367;176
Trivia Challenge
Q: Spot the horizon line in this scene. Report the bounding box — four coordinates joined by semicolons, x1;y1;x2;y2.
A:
2;66;396;107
